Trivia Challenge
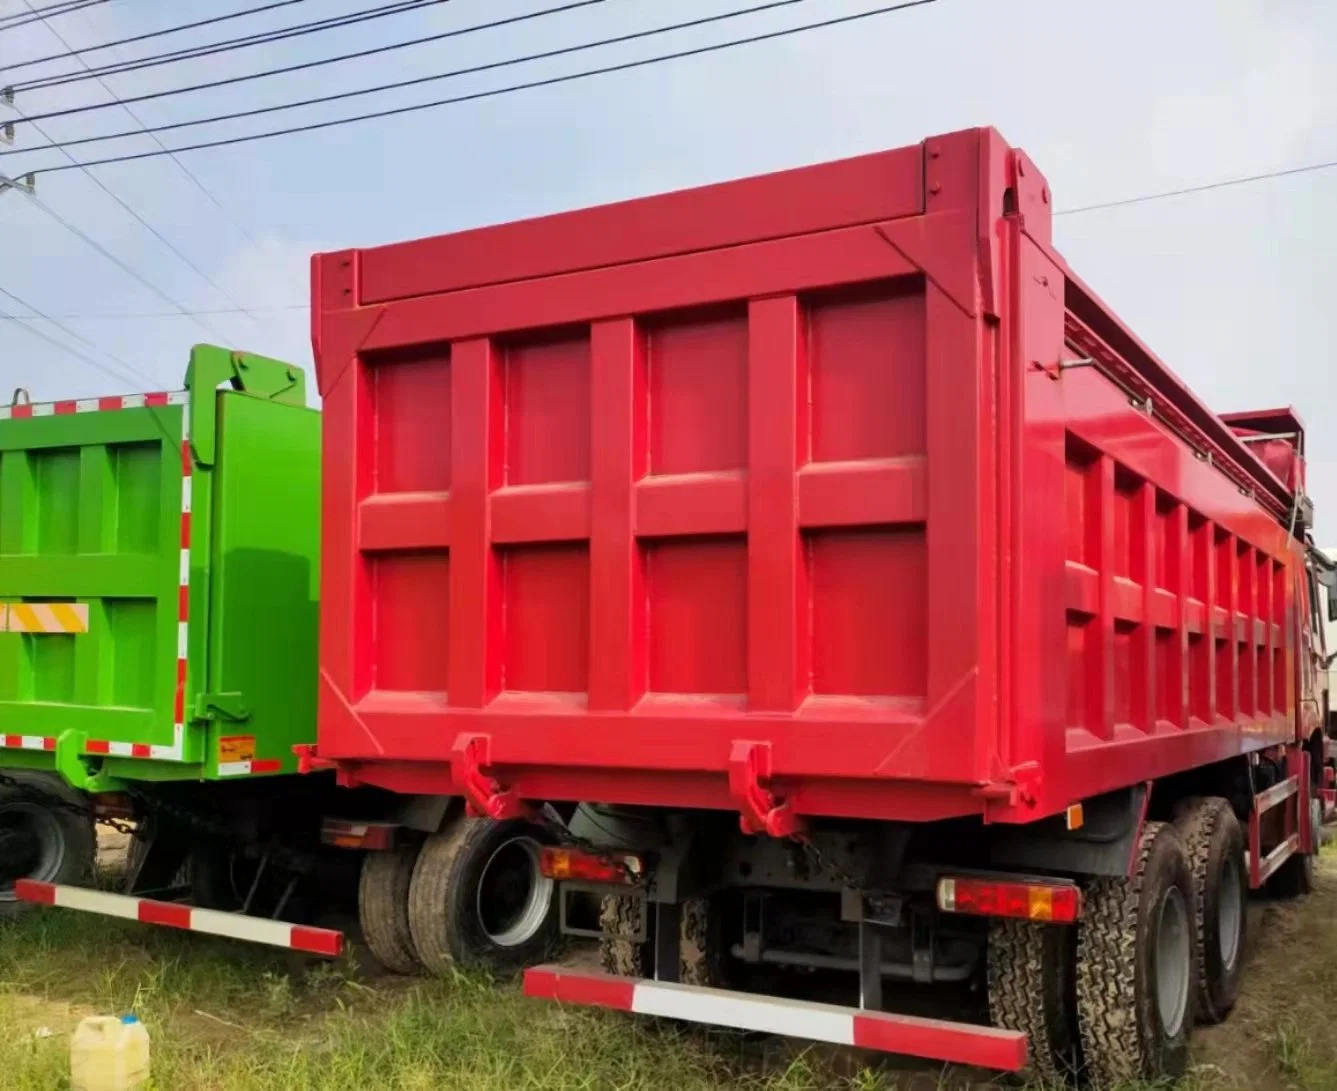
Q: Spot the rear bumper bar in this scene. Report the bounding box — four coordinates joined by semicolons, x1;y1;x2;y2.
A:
523;965;1027;1072
14;880;343;957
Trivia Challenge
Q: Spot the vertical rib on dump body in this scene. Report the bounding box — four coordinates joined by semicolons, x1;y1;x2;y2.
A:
312;127;1306;827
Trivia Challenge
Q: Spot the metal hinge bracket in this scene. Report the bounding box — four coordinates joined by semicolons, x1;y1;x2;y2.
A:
727;740;805;839
450;733;531;821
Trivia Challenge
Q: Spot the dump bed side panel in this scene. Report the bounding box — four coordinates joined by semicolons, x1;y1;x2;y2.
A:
996;226;1305;823
315;131;1009;822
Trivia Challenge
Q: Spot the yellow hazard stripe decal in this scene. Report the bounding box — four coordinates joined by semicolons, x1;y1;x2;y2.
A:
1;603;89;634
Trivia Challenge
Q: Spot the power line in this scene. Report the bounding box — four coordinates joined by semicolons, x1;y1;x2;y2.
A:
5;178;243;346
0;282;158;391
0;283;188;450
3;0;314;73
0;303;307;319
15;0;280;340
1055;160;1337;216
12;0;444;92
10;0;939;172
7;0;604;135
0;0;108;32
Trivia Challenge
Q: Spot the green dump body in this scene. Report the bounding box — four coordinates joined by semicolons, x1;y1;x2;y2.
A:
0;346;319;789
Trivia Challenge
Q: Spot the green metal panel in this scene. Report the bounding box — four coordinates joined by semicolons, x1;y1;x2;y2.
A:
202;391;320;779
0;345;317;787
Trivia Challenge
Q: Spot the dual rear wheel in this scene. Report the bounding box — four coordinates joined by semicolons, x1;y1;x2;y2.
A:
989;799;1249;1086
358;815;560;977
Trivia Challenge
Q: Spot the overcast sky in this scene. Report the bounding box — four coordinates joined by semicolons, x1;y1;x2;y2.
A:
0;0;1333;538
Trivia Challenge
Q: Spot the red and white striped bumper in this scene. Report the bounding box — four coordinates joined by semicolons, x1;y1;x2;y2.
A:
14;881;343;957
523;966;1027;1072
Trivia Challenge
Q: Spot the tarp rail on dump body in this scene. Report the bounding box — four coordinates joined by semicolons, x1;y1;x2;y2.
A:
310;126;1310;831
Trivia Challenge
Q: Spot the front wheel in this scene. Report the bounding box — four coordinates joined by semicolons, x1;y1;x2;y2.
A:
0;772;95;918
408;816;559;978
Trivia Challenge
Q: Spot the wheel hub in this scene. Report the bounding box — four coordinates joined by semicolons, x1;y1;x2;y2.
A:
1218;854;1242;972
476;836;553;949
1156;885;1191;1038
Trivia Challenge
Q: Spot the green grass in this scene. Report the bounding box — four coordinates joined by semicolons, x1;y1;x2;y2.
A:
2;853;1336;1090
0;909;929;1091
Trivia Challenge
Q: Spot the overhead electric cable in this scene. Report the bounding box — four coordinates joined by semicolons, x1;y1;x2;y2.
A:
14;0;280;336
4;178;244;345
0;282;157;390
0;0;109;33
8;0;592;128
0;303;307;320
12;0;445;91
9;0;939;169
3;0;315;72
1054;160;1337;215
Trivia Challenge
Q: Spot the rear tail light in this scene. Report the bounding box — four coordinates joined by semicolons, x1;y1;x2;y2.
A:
539;846;642;884
936;877;1081;923
320;819;398;851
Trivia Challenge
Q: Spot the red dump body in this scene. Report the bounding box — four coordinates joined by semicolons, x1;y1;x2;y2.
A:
311;127;1309;828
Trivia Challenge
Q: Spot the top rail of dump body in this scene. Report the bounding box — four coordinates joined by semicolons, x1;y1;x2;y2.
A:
311;127;1309;831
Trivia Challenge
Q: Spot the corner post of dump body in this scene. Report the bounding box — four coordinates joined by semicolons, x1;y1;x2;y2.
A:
448;338;504;707
310;251;378;741
747;295;808;715
981;135;1068;818
589;319;648;711
913;129;997;787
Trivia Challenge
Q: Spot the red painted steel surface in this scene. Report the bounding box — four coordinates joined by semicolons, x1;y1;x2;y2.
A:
311;128;1316;826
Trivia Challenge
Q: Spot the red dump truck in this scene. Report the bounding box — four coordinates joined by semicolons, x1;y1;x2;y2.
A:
310;127;1332;1085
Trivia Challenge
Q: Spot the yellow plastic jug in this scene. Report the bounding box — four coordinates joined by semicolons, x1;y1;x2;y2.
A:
70;1014;150;1091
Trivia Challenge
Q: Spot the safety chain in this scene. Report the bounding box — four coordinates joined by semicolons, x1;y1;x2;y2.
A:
0;769;136;837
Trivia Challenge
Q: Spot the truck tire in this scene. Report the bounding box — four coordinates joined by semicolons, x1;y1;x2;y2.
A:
599;893;732;986
1173;797;1246;1024
0;771;95;918
599;894;650;977
359;844;423;974
1077;821;1197;1085
987;919;1080;1084
408;815;559;978
1268;796;1321;899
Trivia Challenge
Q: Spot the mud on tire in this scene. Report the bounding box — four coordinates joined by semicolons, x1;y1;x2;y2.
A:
598;894;651;977
359;843;423;974
1076;820;1197;1086
1173;797;1246;1024
599;893;733;986
409;816;559;978
987;919;1080;1084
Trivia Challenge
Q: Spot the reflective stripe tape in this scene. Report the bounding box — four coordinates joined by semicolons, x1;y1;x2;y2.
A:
217;759;283;778
522;967;1027;1072
0;391;184;419
3;602;89;633
13;881;344;956
0;735;56;751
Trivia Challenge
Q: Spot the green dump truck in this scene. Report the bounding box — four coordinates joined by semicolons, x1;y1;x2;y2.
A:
0;346;351;948
1;345;558;968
